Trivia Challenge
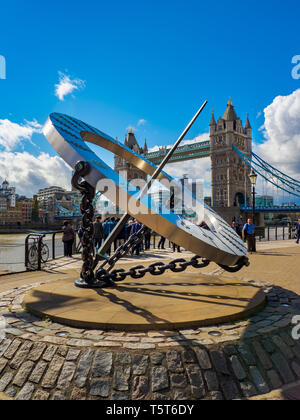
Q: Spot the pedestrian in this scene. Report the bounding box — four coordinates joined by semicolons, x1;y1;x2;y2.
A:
103;217;115;255
158;235;166;250
242;218;256;253
130;219;142;256
62;221;75;257
172;242;181;253
144;226;152;250
93;216;104;252
232;221;242;238
296;219;300;244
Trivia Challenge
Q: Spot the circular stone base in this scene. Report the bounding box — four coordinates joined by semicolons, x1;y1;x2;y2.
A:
23;272;266;331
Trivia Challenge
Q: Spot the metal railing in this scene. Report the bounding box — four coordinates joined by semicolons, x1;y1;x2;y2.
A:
25;231;66;271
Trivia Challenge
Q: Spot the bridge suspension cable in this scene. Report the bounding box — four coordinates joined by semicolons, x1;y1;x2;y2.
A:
232;145;300;199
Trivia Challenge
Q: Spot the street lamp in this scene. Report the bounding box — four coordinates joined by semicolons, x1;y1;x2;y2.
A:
249;169;258;223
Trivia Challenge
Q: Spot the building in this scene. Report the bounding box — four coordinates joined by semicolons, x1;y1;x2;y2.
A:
114;129;148;183
0;180;16;208
209;99;252;209
37;186;66;202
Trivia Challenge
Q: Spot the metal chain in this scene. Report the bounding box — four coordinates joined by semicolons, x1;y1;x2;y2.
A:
96;253;211;284
72;162;96;285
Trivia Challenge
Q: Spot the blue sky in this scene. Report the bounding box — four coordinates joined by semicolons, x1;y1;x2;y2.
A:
0;0;300;198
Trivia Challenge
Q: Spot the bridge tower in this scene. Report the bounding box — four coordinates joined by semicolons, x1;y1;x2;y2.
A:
114;128;148;183
210;99;252;215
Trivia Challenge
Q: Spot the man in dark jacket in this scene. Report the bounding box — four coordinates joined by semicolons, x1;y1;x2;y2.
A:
93;216;104;251
296;219;300;244
62;221;75;257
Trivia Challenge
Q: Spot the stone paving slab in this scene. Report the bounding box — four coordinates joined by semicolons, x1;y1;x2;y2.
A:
0;273;300;400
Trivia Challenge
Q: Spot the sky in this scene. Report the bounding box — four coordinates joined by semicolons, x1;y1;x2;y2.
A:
0;0;300;201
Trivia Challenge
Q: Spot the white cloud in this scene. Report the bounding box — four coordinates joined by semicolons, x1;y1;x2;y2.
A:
255;89;300;180
0;152;72;197
55;71;85;101
137;119;147;127
0;119;42;151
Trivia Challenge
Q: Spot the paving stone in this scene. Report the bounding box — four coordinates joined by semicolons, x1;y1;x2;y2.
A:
207;391;224;400
113;366;131;391
111;392;129;400
152;366;169;392
0;358;7;375
41;355;65;388
237;343;256;366
210;350;230;375
150;352;165;365
182;349;197;363
166;350;184;373
261;338;276;354
132;376;149;399
220;378;241;400
115;353;131;364
42;345;58;362
249;366;269;394
251;341;273;370
57;346;68;357
93;341;122;348
90;379;110;397
66;349;81;361
204;370;219;391
57;362;76;389
240;380;257;398
132;355;149;375
194;347;212;370
230;355;247;381
123;343;155;350
280;331;296;347
170;374;188;389
51;391;66;400
272;336;294;359
152;392;171;400
28;343;47;362
291;361;300;378
75;349;94;388
29;361;48;384
92;351;113;377
223;345;238;356
186;365;205;398
0;339;12;357
271;352;295;384
15;382;35;400
267;370;282;390
32;390;50;400
0;372;13;392
13;360;35;387
70;387;86;400
5;387;17;398
3;339;22;359
10;341;33;369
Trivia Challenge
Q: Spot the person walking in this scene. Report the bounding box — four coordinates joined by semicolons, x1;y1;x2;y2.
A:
232;221;242;238
93;216;104;252
242;218;256;253
158;235;166;250
172;242;181;253
144;226;152;250
130;219;142;256
62;221;75;257
296;219;300;244
102;217;115;256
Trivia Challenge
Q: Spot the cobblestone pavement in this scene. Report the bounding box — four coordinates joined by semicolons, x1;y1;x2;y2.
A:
0;274;300;400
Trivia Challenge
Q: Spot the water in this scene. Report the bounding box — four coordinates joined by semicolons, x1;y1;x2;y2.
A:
0;233;64;274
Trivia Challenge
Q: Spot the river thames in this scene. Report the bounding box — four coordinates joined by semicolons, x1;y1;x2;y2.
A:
0;233;64;274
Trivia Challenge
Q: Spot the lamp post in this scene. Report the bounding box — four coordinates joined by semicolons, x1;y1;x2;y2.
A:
249;169;258;223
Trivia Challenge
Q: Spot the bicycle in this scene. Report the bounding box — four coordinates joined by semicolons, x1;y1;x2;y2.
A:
27;237;50;267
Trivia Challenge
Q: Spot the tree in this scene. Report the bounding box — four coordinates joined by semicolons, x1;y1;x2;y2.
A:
32;197;40;222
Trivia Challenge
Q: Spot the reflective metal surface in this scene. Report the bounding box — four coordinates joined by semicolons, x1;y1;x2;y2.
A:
43;113;247;266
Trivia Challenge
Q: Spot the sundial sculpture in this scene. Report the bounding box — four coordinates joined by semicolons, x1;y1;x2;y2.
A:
43;103;249;289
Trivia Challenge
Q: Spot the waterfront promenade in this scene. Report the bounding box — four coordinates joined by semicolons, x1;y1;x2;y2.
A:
0;241;300;400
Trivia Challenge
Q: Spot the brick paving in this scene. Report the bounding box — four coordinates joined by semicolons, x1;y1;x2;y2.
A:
0;271;300;400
